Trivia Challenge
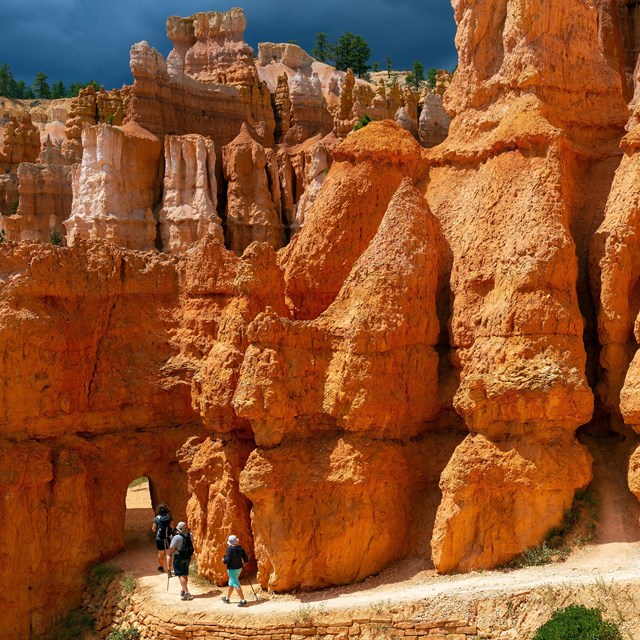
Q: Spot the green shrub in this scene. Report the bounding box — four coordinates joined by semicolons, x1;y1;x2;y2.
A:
128;476;148;488
0;229;5;243
107;626;141;640
513;543;567;568
50;229;62;245
9;199;18;215
533;605;622;640
119;571;137;595
509;488;599;568
353;113;372;131
52;609;94;640
89;562;122;598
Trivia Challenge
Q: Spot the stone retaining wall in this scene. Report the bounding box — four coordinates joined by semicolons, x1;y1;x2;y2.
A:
86;579;488;640
106;612;483;640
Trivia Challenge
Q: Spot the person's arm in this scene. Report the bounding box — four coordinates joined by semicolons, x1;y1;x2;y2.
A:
152;518;157;533
168;535;178;560
242;548;249;565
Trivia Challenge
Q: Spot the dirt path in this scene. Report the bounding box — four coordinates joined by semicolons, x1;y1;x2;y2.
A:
583;434;640;545
116;445;640;633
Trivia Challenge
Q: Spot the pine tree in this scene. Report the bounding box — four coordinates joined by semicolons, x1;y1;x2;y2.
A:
406;61;425;90
51;80;66;99
32;71;51;99
0;63;14;97
68;82;82;97
335;32;371;77
14;80;27;99
312;32;334;64
427;67;438;89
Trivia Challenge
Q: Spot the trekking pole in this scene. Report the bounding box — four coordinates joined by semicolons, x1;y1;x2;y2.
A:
242;565;259;601
165;539;172;591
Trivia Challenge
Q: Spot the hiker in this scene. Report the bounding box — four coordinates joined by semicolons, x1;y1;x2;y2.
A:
151;503;173;573
168;521;195;600
222;534;249;607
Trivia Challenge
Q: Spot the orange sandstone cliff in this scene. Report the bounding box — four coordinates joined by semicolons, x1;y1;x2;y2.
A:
6;1;640;637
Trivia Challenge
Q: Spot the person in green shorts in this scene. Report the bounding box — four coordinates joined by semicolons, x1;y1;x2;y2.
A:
221;534;249;607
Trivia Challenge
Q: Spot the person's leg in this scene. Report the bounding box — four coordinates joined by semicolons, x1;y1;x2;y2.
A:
235;586;245;600
156;541;166;571
224;569;241;602
179;575;193;599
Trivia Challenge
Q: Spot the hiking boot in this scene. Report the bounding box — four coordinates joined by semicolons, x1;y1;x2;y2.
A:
221;596;230;603
180;591;185;597
238;600;247;607
181;592;193;601
157;566;164;572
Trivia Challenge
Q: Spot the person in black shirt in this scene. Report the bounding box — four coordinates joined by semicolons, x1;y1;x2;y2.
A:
221;534;249;607
151;503;172;573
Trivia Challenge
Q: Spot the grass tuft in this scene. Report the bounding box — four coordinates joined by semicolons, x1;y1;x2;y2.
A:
51;609;94;640
508;488;599;568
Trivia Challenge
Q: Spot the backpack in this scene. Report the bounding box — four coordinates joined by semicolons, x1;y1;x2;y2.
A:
156;515;172;541
177;533;195;560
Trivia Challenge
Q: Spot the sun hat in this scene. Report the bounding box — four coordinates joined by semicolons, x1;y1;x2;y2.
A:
176;521;188;534
228;534;239;545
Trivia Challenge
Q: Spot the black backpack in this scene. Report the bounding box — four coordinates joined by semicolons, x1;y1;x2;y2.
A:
177;533;195;560
156;515;172;541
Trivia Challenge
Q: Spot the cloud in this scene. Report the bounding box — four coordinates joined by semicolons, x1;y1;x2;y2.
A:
0;0;457;89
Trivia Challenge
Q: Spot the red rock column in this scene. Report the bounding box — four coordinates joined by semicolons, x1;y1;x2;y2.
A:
222;124;286;254
234;171;446;590
425;0;628;572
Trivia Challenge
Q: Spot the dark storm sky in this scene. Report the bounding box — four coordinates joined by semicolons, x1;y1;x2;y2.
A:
0;0;458;90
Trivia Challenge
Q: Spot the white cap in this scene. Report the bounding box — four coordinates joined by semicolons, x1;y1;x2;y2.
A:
176;521;188;534
228;534;239;545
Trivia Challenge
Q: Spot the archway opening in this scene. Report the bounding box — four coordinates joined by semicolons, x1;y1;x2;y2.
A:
124;476;154;549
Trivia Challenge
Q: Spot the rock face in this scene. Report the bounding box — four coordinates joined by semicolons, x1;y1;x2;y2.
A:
128;10;275;148
281;121;422;319
0;113;40;171
178;8;255;82
233;177;449;589
2;163;72;242
0;172;18;217
424;0;627;572
158;134;223;254
287;134;338;233
0;236;288;637
65;122;162;249
62;85;130;162
222;124;285;254
10;1;640;636
419;93;451;148
395;106;419;139
594;8;640;496
240;433;455;591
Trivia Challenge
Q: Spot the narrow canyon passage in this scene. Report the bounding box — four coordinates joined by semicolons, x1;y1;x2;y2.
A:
124;477;154;549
